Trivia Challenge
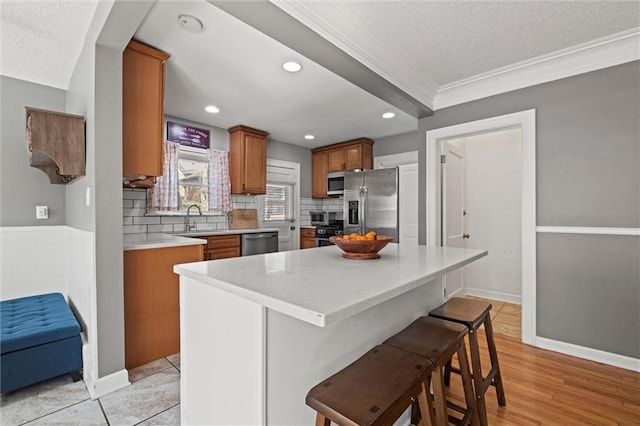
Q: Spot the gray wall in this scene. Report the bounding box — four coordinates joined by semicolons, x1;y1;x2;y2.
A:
0;76;67;226
65;0;153;379
418;61;640;358
268;138;312;198
373;131;419;157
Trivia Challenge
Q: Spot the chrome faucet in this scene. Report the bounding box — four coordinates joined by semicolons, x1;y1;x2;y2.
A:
185;205;202;231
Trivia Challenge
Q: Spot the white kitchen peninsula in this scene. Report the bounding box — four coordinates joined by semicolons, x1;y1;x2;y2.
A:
174;244;487;425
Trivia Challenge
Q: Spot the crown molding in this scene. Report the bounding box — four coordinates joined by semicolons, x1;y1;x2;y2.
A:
271;0;438;110
434;28;640;110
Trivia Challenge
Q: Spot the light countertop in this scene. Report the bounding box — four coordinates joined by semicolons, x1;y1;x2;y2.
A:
170;228;278;237
124;229;279;251
124;233;207;251
174;244;487;327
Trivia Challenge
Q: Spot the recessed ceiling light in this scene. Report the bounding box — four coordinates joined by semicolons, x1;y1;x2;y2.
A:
282;61;302;73
205;105;219;114
382;112;395;119
304;134;315;140
177;14;204;33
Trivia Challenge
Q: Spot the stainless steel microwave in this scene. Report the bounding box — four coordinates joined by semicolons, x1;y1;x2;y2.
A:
327;171;345;196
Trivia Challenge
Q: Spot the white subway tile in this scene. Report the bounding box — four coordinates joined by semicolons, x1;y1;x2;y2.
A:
123;225;148;234
123;189;147;200
133;216;161;225
148;224;175;233
161;217;186;224
123;208;146;217
122;199;133;208
132;199;146;209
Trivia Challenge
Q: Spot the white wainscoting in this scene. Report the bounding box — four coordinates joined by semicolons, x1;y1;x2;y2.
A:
0;226;105;394
1;226;68;300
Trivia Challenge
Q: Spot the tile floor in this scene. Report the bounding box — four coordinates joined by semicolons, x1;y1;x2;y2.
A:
0;353;181;426
1;297;521;425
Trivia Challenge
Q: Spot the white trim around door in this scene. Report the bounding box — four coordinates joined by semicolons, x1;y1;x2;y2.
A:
266;158;301;250
425;109;536;345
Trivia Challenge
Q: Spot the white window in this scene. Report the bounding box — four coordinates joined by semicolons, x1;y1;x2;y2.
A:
178;147;209;212
263;183;294;221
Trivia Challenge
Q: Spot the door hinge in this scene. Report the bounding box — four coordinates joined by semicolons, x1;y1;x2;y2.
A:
444;287;447;297
440;155;447;164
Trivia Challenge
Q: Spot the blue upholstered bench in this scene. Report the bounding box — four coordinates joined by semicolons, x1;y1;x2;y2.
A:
0;293;82;393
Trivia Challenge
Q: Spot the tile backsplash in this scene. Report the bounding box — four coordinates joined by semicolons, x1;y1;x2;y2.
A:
123;189;344;233
123;189;256;234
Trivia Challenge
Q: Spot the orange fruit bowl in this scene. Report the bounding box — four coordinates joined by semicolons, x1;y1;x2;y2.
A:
329;235;394;259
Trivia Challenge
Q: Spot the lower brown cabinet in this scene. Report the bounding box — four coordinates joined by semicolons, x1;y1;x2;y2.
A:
300;228;316;249
124;244;203;370
199;234;241;260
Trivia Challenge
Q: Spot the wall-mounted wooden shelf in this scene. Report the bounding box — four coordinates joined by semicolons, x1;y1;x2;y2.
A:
26;107;85;184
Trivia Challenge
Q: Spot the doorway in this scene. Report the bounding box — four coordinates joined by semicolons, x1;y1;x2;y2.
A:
256;159;300;251
441;128;523;304
425;110;536;345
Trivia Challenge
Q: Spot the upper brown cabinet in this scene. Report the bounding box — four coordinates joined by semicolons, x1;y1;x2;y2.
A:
326;138;373;172
25;107;85;184
311;138;374;198
229;125;268;195
122;40;170;188
312;150;329;198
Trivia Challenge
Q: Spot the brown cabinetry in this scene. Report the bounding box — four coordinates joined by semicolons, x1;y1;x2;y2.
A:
311;138;373;198
326;139;373;172
199;234;241;260
122;40;170;188
229;125;268;195
300;228;316;249
124;244;203;369
311;150;329;198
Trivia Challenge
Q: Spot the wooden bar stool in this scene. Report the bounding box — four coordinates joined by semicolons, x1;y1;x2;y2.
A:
306;344;433;426
429;298;506;426
383;317;478;426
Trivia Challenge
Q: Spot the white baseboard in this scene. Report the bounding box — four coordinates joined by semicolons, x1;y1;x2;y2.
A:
464;288;521;305
85;369;130;399
535;337;640;372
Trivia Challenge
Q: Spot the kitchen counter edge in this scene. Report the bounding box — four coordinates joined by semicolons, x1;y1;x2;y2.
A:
124;228;279;251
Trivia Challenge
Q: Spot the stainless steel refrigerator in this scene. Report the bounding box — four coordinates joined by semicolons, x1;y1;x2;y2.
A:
343;168;399;242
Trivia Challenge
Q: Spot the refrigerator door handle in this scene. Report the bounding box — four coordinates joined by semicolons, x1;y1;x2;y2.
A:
361;186;368;235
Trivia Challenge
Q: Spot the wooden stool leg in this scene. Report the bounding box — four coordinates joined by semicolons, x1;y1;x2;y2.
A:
468;330;489;426
315;413;331;426
431;366;449;425
484;314;507;406
416;380;435;426
457;340;479;426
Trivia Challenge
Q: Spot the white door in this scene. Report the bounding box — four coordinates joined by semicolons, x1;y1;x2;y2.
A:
442;142;466;298
398;163;418;245
256;160;300;251
374;152;419;245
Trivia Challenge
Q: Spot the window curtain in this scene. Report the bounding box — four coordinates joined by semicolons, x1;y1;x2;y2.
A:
207;149;232;213
147;141;180;211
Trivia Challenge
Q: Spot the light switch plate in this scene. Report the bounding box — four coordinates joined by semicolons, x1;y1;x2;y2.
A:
36;205;48;219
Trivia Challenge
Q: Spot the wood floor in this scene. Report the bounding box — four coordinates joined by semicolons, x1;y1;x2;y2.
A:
444;328;640;425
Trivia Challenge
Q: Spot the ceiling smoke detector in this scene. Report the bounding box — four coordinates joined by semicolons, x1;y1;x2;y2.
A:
178;14;204;33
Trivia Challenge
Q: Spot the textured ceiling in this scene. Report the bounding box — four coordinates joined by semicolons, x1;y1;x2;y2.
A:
309;1;640;86
1;0;638;147
0;0;98;89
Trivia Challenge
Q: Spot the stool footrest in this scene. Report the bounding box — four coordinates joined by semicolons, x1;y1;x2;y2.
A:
446;400;474;425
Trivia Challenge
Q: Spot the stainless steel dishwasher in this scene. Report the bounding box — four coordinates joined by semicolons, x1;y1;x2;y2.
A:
241;231;279;256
